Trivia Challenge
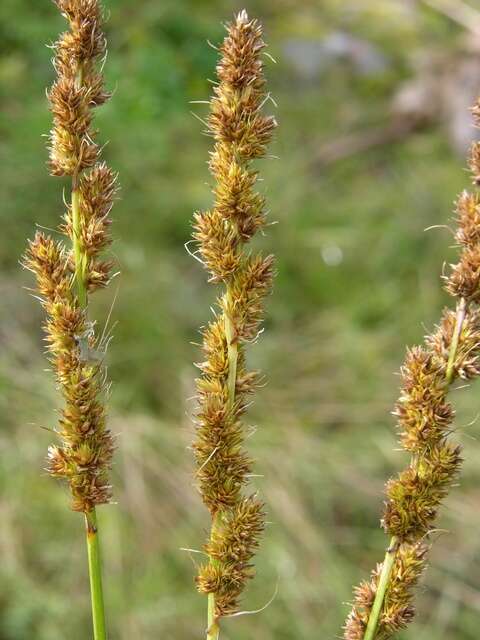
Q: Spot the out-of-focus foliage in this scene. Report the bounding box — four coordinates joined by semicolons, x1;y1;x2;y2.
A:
2;1;480;639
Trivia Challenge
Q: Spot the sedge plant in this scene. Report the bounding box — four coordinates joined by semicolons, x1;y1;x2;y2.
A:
189;10;277;640
23;1;118;638
344;95;480;639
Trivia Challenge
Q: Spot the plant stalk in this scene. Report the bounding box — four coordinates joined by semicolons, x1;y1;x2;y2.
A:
207;506;221;640
361;296;468;640
446;297;467;384
207;596;220;640
205;291;238;640
71;185;87;308
363;536;398;640
225;291;238;410
72;171;107;638
85;509;107;640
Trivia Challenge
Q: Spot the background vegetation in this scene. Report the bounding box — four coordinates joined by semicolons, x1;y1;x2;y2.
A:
2;1;480;638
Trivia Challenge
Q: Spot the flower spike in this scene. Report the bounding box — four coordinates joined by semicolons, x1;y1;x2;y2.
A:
344;92;480;640
189;11;277;639
23;1;118;637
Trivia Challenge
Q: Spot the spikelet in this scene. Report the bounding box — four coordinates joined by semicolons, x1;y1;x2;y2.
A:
23;0;117;514
344;541;428;640
190;10;276;627
343;96;480;639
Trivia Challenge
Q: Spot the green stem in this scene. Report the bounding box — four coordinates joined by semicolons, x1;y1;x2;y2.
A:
363;537;398;640
72;185;87;307
72;172;107;637
70;58;107;640
207;595;219;640
224;291;238;410
361;296;468;640
73;190;107;636
207;511;221;640
205;291;238;640
446;297;466;384
72;60;87;308
85;509;107;640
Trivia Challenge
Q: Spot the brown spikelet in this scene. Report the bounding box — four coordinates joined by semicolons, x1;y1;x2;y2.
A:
48;0;108;176
24;233;72;304
445;245;480;301
221;254;275;342
190;10;277;623
193;208;243;281
427;307;480;380
454;191;480;246
197;496;265;617
382;442;462;539
393;347;454;453
344;542;427;640
23;0;117;513
344;92;480;637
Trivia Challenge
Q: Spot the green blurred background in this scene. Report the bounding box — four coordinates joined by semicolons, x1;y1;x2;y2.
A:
2;0;480;638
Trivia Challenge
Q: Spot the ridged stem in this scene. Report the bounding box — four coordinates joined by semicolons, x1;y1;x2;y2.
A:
363;537;398;640
72;60;87;309
446;297;467;384
72;164;107;638
206;290;238;640
85;509;107;640
71;185;87;307
207;510;221;640
207;594;219;640
362;296;468;640
225;290;238;408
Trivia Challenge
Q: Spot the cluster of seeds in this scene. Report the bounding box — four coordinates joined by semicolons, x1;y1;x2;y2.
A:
191;11;277;623
23;0;117;513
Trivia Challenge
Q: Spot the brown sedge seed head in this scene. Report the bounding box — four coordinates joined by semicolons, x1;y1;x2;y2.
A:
191;10;276;617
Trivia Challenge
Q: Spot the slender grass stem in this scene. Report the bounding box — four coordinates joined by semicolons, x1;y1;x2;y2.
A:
72;173;108;638
207;507;221;640
193;15;275;633
361;296;468;640
71;185;87;308
205;292;238;640
31;4;114;638
71;59;87;309
446;297;467;384
363;536;398;640
225;293;238;410
85;509;107;640
207;595;220;640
